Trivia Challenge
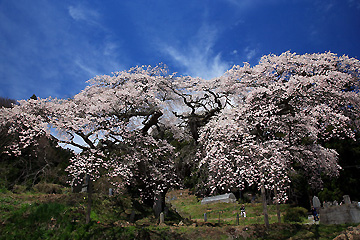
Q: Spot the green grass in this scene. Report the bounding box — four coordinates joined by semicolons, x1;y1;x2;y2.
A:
0;190;357;239
0;191;150;239
265;223;357;240
167;189;292;225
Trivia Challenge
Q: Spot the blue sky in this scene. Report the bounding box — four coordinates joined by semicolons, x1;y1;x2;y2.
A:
1;0;360;100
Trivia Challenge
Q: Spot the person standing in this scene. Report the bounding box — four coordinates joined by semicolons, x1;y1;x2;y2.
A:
240;205;246;217
311;206;319;221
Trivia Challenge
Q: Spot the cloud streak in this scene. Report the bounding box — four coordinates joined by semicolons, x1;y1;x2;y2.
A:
225;0;284;10
1;0;359;100
160;24;230;79
0;1;124;99
348;0;360;9
244;47;259;61
68;5;100;23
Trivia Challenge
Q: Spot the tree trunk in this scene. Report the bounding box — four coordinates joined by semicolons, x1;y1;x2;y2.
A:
274;188;281;223
261;184;270;228
153;190;168;219
153;194;163;219
86;175;92;224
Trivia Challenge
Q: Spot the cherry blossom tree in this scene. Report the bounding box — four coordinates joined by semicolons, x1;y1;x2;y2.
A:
2;51;359;226
1;63;238;221
0;65;181;222
0;98;50;157
0;97;71;188
198;52;360;227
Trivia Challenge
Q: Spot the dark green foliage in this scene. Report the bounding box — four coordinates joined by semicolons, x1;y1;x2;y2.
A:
320;135;360;202
33;183;63;194
0;133;72;190
287;134;360;210
0;97;17;108
90;193;154;224
29;94;37;100
283;207;308;223
288;169;312;209
11;184;27;194
1;95;72;190
318;186;343;203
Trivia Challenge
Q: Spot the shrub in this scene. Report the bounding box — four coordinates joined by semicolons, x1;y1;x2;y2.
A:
283;207;307;223
33;183;63;194
12;184;27;193
0;187;9;193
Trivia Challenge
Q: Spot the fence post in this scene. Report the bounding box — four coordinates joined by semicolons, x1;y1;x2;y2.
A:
204;213;207;222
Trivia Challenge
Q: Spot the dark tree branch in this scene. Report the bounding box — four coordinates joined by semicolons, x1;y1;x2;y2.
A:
142;111;163;136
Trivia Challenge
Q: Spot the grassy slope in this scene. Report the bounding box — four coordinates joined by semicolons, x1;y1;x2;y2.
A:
166;189;291;225
0;189;358;240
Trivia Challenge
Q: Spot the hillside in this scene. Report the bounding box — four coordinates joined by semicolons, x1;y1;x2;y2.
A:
0;188;358;240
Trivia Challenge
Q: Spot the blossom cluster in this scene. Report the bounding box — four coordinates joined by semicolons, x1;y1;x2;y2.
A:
198;52;360;202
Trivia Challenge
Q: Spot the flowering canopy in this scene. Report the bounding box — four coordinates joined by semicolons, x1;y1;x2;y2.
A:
198;52;360;202
1;52;359;204
0;65;181;202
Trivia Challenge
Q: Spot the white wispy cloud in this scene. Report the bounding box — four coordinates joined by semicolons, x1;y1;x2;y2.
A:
68;5;102;27
244;47;258;61
0;1;124;99
225;0;283;10
324;2;335;11
160;24;230;79
348;0;360;9
66;4;125;78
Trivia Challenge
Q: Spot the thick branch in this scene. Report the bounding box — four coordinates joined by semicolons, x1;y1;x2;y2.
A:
142;111;163;136
58;139;89;151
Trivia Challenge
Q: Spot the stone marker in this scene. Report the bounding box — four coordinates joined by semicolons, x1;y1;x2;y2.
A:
81;174;90;193
159;212;165;224
201;193;236;205
313;196;321;209
321;197;360;225
130;210;136;223
204;213;207;222
344;195;351;205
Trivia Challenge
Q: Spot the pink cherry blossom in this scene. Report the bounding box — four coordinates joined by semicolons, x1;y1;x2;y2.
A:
198;52;360;203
